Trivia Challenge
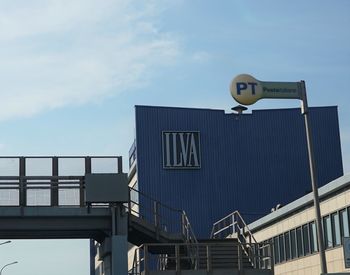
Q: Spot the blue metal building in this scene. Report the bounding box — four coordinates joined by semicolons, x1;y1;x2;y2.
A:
130;105;343;239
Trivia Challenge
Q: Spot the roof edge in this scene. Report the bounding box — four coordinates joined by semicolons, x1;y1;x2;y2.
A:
248;174;350;232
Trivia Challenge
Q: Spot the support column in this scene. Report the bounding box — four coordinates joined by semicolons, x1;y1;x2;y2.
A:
85;157;95;275
111;235;128;275
99;237;128;275
90;239;96;275
110;204;128;275
85;172;128;275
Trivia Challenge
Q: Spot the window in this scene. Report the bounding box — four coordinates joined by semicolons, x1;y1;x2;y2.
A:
263;207;350;264
290;229;297;259
296;227;304;257
310;221;318;253
324;215;333;248
340;208;349;239
331;212;341;246
302;224;310;255
274;236;280;264
279;234;285;262
130;181;139;206
284;232;291;261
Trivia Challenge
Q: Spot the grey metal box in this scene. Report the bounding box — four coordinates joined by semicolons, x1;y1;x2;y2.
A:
85;173;128;203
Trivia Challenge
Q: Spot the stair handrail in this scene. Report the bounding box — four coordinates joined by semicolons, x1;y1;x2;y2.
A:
128;186;198;241
210;210;257;243
180;210;199;269
234;211;258;244
128;186;180;234
128;186;199;269
210;210;262;268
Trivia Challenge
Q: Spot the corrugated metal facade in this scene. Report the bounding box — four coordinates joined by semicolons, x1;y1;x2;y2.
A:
134;105;343;238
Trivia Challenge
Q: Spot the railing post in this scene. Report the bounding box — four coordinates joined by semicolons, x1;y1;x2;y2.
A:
85;156;94;275
82;157;91;207
257;243;261;269
253;243;258;268
269;241;274;273
51;157;59;206
206;244;212;272
181;213;186;239
238;244;243;272
85;156;92;174
233;212;237;234
117;156;123;173
175;244;181;273
144;245;149;275
19;157;26;206
231;214;235;236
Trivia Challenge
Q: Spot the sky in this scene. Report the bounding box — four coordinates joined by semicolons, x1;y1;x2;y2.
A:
0;0;349;274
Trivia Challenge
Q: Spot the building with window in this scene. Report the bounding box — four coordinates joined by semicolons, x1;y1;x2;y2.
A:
248;174;350;275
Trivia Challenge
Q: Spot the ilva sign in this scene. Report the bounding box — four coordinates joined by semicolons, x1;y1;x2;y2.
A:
162;131;201;169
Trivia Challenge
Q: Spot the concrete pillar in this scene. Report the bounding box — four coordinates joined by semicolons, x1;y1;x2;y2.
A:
111;235;128;275
100;236;128;275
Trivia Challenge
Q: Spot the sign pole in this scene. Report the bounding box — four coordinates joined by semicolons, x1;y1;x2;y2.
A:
300;80;327;275
230;74;329;273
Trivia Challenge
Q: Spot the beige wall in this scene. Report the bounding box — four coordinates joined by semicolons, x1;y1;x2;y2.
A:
252;188;350;275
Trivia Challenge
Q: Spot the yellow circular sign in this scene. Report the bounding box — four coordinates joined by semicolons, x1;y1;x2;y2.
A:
230;74;263;105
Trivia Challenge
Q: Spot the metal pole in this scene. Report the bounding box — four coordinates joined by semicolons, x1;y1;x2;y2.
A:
300;81;327;274
19;157;26;206
85;157;95;275
51;157;59;206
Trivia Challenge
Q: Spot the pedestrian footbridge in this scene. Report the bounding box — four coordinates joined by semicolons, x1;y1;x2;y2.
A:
0;156;273;275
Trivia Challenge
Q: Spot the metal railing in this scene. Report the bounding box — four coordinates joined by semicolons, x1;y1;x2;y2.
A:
211;210;257;242
129;242;273;275
0;156;198;250
128;186;198;265
210;211;268;269
129;186;197;238
0;156;122;207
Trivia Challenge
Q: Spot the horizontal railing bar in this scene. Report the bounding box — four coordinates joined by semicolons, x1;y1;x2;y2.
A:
212;224;234;236
0;176;84;180
0;204;81;207
0;181;81;184
0;183;82;186
140;242;259;246
130;187;181;213
26;186;81;190
0;186;82;190
212;211;236;227
0;156;121;159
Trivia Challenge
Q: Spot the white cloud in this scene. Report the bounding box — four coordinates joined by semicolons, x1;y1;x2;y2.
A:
0;0;180;120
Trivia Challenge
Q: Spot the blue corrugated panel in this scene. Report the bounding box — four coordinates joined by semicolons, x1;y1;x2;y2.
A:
134;106;343;238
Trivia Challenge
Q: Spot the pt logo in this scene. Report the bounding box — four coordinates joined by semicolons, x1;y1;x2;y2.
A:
230;74;263;105
162;131;201;169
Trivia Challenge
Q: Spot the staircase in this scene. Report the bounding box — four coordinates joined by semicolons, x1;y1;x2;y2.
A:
196;239;253;270
210;211;274;271
127;186;197;246
128;191;274;275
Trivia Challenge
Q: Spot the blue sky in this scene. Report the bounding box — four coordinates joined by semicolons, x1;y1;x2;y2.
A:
0;1;349;274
